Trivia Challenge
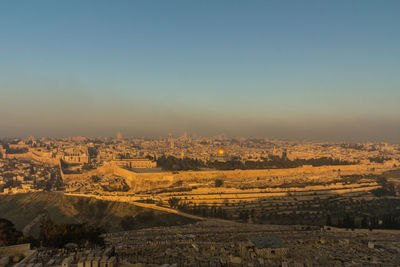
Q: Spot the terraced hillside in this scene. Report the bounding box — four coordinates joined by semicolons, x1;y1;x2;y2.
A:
0;192;196;236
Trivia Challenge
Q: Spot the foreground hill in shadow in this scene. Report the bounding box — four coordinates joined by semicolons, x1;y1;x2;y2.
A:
0;192;196;236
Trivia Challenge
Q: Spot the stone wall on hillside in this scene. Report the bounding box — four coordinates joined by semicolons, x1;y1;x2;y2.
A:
61;162;390;192
132;163;384;183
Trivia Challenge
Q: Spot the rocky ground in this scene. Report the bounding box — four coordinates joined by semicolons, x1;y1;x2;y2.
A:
11;219;400;266
104;219;400;266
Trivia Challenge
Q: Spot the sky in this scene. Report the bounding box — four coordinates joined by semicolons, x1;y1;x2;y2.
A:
0;0;399;142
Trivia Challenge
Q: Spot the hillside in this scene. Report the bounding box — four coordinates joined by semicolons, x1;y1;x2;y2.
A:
0;192;196;236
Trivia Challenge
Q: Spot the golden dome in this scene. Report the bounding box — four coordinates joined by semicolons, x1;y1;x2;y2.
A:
218;148;225;155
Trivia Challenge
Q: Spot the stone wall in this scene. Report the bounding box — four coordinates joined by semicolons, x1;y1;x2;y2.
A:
0;244;31;257
61;162;391;192
60;162;114;183
130;163;383;184
4;151;58;165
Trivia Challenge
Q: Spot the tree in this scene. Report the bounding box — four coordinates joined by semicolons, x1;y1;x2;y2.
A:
39;218;55;242
157;155;204;171
135;211;154;223
0;218;23;246
215;179;224;187
90;175;101;183
168;197;181;208
120;216;136;231
39;218;104;248
326;215;332;226
239;210;249;222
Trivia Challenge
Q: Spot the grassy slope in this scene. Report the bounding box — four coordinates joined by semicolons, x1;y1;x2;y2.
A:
0;192;196;234
384;169;400;180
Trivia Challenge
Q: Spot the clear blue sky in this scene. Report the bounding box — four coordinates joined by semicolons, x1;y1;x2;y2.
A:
0;0;399;142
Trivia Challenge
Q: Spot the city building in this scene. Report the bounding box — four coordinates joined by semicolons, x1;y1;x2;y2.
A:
111;158;157;169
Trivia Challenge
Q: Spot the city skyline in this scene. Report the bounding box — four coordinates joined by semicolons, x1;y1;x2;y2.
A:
1;1;399;142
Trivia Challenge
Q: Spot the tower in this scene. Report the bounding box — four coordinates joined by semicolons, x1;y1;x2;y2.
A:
282;149;288;159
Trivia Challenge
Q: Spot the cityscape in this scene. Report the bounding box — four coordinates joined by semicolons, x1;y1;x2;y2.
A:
1;134;400;266
1;1;400;267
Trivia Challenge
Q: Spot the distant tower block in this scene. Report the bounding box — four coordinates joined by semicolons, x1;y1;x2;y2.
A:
117;132;124;140
282;149;288;159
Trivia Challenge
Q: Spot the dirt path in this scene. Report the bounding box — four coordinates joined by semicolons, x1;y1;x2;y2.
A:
22;213;46;236
129;200;206;221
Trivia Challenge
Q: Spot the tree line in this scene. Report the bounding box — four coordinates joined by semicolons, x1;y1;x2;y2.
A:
327;213;400;230
0;217;104;248
157;155;357;171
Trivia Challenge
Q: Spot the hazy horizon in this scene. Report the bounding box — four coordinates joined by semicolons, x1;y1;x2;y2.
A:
1;1;399;142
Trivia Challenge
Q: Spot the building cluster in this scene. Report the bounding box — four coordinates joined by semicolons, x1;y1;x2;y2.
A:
111;159;157;169
3;219;400;266
1;133;399;195
0;157;60;194
101;220;400;266
1;244;117;267
135;134;400;164
3;134;400;165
